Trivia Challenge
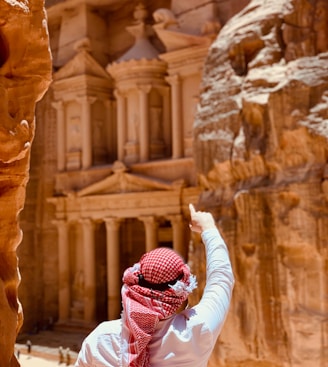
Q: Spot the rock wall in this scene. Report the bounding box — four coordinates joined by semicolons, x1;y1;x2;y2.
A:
192;0;328;366
0;0;52;365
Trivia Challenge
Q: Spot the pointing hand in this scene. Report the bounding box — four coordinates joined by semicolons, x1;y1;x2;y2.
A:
189;204;216;233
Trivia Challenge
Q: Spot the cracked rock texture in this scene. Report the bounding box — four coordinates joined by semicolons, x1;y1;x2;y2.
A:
192;0;328;366
0;0;51;366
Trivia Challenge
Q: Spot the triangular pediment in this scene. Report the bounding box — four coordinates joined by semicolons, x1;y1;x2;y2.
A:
77;162;184;197
54;49;110;81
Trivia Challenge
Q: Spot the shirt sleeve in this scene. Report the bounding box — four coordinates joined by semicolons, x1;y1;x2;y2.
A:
74;337;92;366
74;321;122;367
193;227;234;339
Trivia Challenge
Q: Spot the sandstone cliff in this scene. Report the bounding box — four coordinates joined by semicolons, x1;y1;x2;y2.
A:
192;0;328;366
0;0;52;365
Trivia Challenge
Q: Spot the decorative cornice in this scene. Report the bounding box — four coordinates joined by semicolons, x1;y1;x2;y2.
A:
159;44;210;75
52;74;112;100
106;58;167;82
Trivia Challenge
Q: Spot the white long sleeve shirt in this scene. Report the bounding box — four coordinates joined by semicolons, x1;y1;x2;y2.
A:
75;228;234;367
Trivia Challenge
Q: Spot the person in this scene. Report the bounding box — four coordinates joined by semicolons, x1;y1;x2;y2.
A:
59;346;64;364
26;340;32;357
66;348;72;366
75;204;234;367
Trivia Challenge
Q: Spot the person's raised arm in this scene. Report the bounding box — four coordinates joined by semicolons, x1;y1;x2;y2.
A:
189;204;234;338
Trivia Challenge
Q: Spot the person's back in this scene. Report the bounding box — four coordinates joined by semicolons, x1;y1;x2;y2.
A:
150;312;213;367
75;204;234;367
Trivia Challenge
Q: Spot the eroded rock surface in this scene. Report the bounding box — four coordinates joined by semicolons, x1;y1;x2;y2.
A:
0;0;52;365
192;0;328;366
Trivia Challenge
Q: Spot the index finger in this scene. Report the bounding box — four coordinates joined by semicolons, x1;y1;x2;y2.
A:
189;203;196;216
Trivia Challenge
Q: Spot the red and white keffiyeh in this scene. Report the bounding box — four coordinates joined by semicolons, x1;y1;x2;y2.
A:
121;247;197;367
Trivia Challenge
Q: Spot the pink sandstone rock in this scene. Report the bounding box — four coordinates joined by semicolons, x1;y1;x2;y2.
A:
192;0;328;366
0;0;52;365
8;0;327;366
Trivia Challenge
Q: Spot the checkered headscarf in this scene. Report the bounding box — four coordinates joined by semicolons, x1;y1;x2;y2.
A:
121;247;197;367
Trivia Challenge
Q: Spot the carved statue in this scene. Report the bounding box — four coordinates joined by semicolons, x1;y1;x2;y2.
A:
68;117;82;152
153;8;178;29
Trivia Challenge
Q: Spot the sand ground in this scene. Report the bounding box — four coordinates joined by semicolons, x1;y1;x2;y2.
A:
15;329;89;367
18;354;66;367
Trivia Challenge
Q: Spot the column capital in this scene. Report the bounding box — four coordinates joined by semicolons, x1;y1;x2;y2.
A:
137;84;152;94
76;95;97;105
104;217;123;231
52;219;69;229
79;218;96;229
165;74;181;86
138;215;158;226
167;214;183;225
51;100;64;111
114;89;126;99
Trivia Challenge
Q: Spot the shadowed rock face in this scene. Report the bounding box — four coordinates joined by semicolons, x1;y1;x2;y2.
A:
192;0;328;366
0;0;52;365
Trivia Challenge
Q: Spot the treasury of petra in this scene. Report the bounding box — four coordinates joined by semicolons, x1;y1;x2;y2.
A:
0;0;327;366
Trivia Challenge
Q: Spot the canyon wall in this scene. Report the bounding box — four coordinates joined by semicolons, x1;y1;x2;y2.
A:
191;0;328;366
0;0;52;365
3;0;326;366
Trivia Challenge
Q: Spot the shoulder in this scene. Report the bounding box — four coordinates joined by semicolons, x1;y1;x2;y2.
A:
85;319;122;342
77;319;122;366
156;309;211;337
95;319;121;333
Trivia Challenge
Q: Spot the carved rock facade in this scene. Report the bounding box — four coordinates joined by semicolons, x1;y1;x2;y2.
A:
18;0;248;337
0;0;52;366
9;0;327;367
193;0;328;366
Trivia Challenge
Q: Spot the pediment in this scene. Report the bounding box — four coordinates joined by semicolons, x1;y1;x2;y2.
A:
77;163;183;197
54;49;110;81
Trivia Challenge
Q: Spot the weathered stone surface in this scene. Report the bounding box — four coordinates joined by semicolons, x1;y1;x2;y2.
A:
18;0;247;334
0;0;52;365
192;0;328;366
9;0;327;366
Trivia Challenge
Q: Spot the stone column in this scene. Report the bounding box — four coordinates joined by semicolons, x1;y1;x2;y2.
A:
166;74;183;159
168;214;185;258
80;219;96;323
139;216;158;252
52;101;66;171
104;98;116;159
114;89;126;161
138;84;151;162
78;96;96;169
161;86;171;152
53;220;70;322
104;217;122;320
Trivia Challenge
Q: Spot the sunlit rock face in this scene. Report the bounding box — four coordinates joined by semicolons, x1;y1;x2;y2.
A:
0;0;52;365
192;0;328;366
